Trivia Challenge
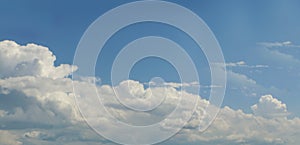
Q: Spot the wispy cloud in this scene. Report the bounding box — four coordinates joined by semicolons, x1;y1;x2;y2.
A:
257;42;300;66
258;41;300;48
226;61;268;68
145;81;224;89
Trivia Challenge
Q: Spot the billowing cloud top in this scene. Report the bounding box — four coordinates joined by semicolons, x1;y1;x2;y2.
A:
0;40;300;145
251;95;289;119
0;40;77;79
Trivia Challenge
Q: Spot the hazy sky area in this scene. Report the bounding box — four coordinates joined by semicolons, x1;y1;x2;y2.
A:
0;0;300;145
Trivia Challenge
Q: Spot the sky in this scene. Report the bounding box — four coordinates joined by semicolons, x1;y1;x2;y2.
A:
0;0;300;145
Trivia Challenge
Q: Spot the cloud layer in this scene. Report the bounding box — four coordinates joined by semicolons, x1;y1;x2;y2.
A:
0;40;299;145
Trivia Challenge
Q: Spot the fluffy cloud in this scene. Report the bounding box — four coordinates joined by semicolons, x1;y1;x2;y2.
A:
0;40;300;145
3;75;299;145
172;107;300;145
251;95;289;119
0;76;82;128
0;40;77;79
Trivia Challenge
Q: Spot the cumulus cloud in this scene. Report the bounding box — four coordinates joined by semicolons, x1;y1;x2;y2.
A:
0;40;77;79
2;75;299;145
251;95;289;119
0;40;300;145
0;76;82;128
172;105;300;145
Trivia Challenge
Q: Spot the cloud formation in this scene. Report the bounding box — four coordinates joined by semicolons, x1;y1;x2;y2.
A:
251;95;289;119
226;61;268;68
0;40;77;79
0;130;22;145
0;40;300;145
258;41;294;48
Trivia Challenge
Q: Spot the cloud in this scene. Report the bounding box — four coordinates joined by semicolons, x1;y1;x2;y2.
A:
256;41;300;69
226;61;268;68
0;130;22;145
0;40;77;79
257;41;300;65
172;105;300;145
0;40;300;145
251;95;289;119
2;76;299;145
228;70;256;85
267;48;300;63
0;73;107;144
257;41;300;48
258;41;300;48
151;81;200;88
0;77;82;129
213;61;269;97
225;70;271;97
146;81;223;91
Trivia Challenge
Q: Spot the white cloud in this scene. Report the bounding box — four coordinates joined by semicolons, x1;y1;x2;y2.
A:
258;41;297;47
226;61;246;67
257;41;300;66
3;75;299;144
227;70;262;97
261;47;300;66
0;40;300;145
1;77;299;145
214;62;270;97
226;61;268;68
0;40;77;79
251;95;289;119
228;70;257;85
157;81;199;88
172;105;300;145
0;76;83;128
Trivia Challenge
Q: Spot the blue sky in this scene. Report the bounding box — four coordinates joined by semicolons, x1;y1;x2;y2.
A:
1;0;300;144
